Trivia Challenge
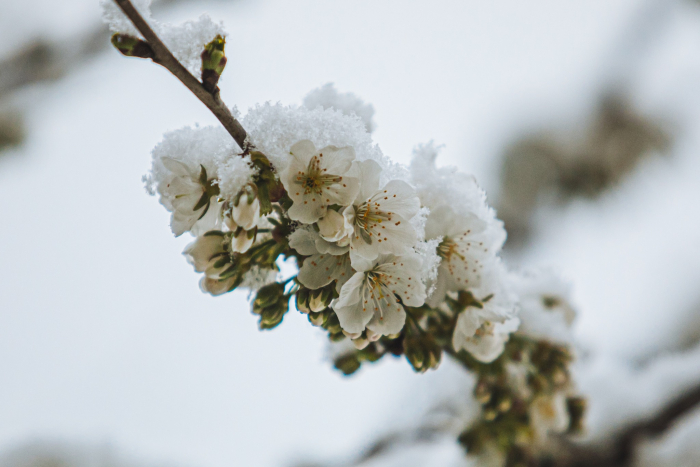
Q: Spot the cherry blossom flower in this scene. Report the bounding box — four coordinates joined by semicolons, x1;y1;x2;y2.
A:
334;252;426;336
345;160;421;264
280;140;360;224
425;204;506;307
159;157;223;236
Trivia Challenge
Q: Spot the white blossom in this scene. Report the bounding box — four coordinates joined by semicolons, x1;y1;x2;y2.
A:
159;157;222;236
451;264;519;362
425;204;506;307
280;140;360;224
297;253;353;291
183;232;229;278
346;159;421;264
333;252;426;336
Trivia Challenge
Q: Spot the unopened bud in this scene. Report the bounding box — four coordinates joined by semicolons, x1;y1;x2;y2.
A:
232;184;260;230
334;354;361;376
352;337;370;350
365;328;381;342
259;300;288;330
111;34;154;59
296;287;311;313
253;282;285;313
201;34;227;93
308;311;325;326
231;226;256;253
309;286;333;312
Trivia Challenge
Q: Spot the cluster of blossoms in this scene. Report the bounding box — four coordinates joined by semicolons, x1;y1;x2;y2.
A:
104;1;586;465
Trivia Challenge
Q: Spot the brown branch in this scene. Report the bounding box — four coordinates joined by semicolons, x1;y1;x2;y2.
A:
113;0;250;151
560;381;700;467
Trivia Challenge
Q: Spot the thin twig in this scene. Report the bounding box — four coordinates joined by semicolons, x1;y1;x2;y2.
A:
113;0;250;151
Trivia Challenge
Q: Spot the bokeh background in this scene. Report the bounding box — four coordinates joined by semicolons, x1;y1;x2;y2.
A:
2;0;700;466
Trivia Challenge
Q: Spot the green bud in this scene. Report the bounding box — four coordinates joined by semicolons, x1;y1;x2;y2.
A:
296;287;311;313
253;282;285;313
201;35;227;93
111;34;154;59
259;300;288;330
308;311;325;326
403;334;442;373
334;354;361;376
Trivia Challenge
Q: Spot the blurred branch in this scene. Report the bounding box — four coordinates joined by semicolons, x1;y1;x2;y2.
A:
560;381;700;467
113;0;250;151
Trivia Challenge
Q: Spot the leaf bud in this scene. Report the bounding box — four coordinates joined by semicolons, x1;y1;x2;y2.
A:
201;34;227;93
111;34;154;59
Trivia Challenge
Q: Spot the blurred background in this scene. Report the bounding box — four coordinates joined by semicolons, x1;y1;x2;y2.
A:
2;0;700;466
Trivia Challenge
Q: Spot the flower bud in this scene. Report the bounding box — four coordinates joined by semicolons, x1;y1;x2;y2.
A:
365;328;381;342
232;184;260;230
231;226;256;253
343;330;362;340
296;287;311;313
259;301;288;330
308;286;333;312
253;282;285;314
351;336;370;350
308;311;325;326
334;354;361;376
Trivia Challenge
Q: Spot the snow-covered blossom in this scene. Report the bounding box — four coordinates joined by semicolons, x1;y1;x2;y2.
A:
513;269;577;345
145;126;238;236
425;205;506;307
303;83;376;133
280;140;360;224
346;160;421;264
334;252;427;336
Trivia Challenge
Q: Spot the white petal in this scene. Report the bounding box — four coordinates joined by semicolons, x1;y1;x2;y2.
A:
287;195;327;224
288;227;320;256
162;157;195;177
366;290;406;336
353;159;382;202
374;180;420;220
334;272;372;334
318;145;356;174
452;311;480;351
289;139;318;163
298;253;343;290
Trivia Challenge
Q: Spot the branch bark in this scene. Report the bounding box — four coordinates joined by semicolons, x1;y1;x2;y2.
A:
113;0;250;151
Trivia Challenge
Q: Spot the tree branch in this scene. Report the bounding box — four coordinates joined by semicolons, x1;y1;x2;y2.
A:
113;0;250;151
560;381;700;467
